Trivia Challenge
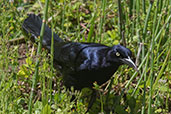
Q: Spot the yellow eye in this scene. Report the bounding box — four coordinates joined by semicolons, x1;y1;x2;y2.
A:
116;52;120;57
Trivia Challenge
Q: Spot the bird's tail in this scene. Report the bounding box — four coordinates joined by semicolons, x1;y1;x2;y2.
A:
22;14;63;49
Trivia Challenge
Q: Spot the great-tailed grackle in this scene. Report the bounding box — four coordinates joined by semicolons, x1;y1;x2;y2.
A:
22;14;137;111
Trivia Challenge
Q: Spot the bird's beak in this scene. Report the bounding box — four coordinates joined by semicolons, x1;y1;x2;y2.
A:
121;56;138;71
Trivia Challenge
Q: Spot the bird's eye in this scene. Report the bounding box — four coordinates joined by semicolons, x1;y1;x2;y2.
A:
116;52;120;57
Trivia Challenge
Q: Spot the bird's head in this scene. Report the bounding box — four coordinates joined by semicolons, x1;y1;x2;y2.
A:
107;45;137;71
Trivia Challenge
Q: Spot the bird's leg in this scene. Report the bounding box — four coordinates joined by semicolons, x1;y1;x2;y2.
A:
86;89;97;113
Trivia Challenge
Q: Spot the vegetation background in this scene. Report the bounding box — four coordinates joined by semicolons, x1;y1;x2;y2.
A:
0;0;170;114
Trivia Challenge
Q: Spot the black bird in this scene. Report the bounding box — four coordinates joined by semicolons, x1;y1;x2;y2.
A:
22;14;137;111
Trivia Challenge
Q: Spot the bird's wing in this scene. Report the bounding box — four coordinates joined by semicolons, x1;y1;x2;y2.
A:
75;45;110;71
53;42;109;72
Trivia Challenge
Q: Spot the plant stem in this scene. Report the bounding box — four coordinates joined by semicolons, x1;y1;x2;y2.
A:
49;15;55;104
28;0;49;113
98;0;106;42
148;1;154;113
118;0;125;45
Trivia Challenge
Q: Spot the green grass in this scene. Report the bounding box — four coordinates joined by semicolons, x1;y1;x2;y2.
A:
0;0;170;114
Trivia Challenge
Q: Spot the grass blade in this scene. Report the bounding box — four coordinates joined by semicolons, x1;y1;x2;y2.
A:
28;0;49;113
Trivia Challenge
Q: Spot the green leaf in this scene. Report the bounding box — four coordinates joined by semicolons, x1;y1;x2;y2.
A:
26;57;32;65
115;105;128;114
159;85;171;92
107;30;117;39
40;0;45;3
42;104;51;114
